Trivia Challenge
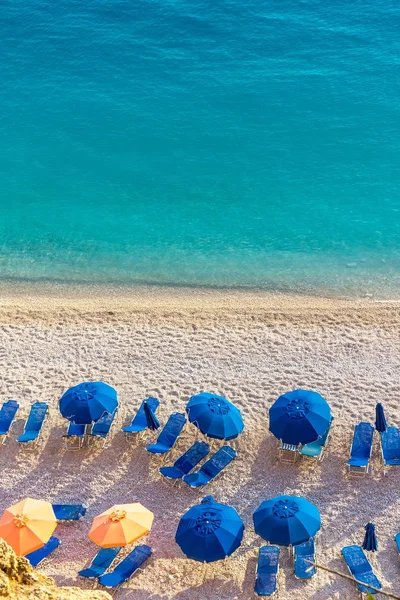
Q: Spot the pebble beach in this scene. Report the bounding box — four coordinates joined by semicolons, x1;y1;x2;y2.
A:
0;286;399;599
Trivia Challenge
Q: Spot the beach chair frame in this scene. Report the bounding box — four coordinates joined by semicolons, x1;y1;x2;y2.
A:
0;400;19;445
299;418;334;462
97;545;153;591
88;408;118;449
254;545;280;597
17;403;49;448
279;442;300;464
183;445;237;488
293;538;316;579
379;427;400;476
341;545;382;597
62;423;87;451
346;423;374;477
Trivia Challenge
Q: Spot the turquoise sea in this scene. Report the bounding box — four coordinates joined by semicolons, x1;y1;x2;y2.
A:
1;0;399;297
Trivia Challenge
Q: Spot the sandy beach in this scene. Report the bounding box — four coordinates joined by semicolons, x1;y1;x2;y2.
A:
0;286;399;599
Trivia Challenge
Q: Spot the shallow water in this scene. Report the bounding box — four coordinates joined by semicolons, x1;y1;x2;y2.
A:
1;0;399;297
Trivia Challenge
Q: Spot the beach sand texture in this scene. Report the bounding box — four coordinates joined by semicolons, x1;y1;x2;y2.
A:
0;288;399;599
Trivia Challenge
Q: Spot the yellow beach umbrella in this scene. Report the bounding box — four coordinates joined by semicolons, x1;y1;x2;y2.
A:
89;503;154;548
0;498;57;556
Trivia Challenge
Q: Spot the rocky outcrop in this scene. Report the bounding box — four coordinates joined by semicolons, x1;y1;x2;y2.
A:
0;539;112;599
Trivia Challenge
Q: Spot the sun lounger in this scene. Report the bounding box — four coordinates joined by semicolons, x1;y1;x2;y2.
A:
279;442;300;463
341;545;382;596
380;426;400;475
395;533;400;553
146;412;186;454
17;402;48;445
294;538;316;579
25;536;61;567
300;419;333;460
0;400;19;445
98;544;152;589
63;422;86;450
78;546;122;579
88;408;118;448
254;545;280;597
52;504;86;521
159;441;210;480
122;397;160;437
346;422;374;475
183;445;236;488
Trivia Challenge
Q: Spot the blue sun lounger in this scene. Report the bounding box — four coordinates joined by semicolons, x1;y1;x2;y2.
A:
78;546;122;579
160;441;210;480
26;536;61;567
183;446;236;488
123;397;160;437
342;545;382;596
380;426;400;475
346;422;374;475
255;546;280;597
98;544;152;589
52;504;86;521
63;422;86;450
294;538;316;579
17;402;48;445
88;408;118;448
300;419;333;460
0;400;19;444
146;412;186;454
395;533;400;553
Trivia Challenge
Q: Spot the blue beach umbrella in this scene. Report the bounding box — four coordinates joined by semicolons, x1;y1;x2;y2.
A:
375;403;387;433
59;381;118;425
253;495;321;547
143;399;160;431
186;392;244;440
362;522;378;552
269;389;331;445
175;496;244;563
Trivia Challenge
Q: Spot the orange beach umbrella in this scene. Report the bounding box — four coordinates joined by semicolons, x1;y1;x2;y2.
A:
89;503;154;548
0;498;57;556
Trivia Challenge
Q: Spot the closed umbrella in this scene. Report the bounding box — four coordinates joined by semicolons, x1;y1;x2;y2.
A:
89;503;154;548
253;495;321;547
59;381;118;424
362;522;378;552
0;498;57;556
176;496;244;563
186;393;244;440
144;400;160;431
269;389;331;445
375;403;387;433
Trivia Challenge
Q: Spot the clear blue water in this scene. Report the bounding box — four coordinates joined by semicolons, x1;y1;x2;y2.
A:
1;0;399;296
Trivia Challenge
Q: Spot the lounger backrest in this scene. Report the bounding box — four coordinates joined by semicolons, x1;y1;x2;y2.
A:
258;546;280;574
114;545;152;576
381;427;400;459
0;400;19;430
132;397;159;427
25;402;48;432
350;423;374;459
342;545;371;576
295;538;315;556
67;423;85;436
92;409;117;435
156;413;186;448
92;547;122;570
201;446;236;478
174;441;209;474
